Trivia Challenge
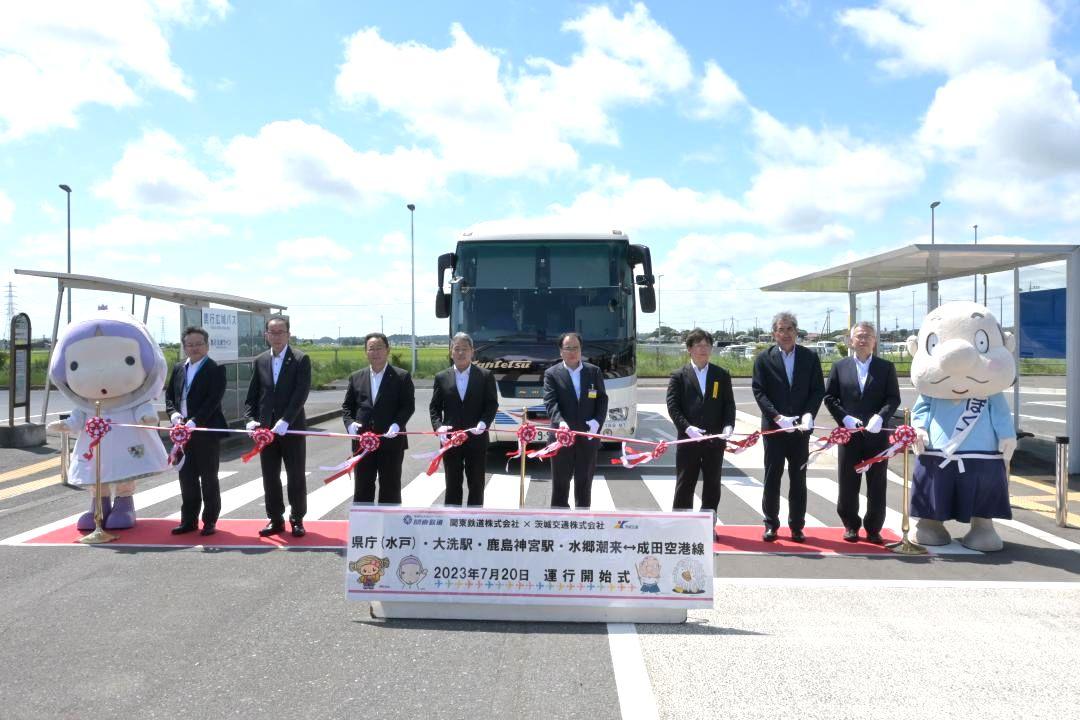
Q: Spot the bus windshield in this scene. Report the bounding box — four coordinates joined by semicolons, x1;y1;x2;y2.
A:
450;241;633;344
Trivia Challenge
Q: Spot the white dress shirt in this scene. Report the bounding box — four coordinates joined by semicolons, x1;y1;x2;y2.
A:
181;356;208;417
454;365;470;401
854;354;872;392
271;345;289;385
564;361;583;399
780;347;796;385
370;365;387;402
690;361;708;396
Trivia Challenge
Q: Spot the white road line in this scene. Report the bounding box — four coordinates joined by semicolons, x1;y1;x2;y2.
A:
1029;400;1066;408
1019;414;1066;424
484;473;529;509
607;623;660;720
303;474;355;520
163;471;240;520
721;430;826;528
401;471;447;507
590;475;616;511
641;476;709;519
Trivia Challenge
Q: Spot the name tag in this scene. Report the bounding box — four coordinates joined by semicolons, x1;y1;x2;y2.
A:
587;389;598;399
712;381;718;399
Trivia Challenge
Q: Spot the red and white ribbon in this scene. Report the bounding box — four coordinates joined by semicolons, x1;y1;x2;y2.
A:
725;431;760;455
321;431;381;483
528;428;576;460
424;431;469;475
81;416;112;460
854;424;916;473
803;426;856;468
168;423;192;469
611;440;667;468
241;427;277;463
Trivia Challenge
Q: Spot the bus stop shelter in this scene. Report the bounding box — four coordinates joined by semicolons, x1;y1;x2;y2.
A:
14;268;287;426
761;243;1080;472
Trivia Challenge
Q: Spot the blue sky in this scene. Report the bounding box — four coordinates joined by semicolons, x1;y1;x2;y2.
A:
3;0;1079;342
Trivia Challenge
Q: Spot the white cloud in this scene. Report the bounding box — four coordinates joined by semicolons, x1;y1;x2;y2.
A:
745;110;924;230
96;122;444;214
0;190;13;223
0;1;227;141
696;61;745;118
274;236;353;263
839;0;1053;77
334;3;692;178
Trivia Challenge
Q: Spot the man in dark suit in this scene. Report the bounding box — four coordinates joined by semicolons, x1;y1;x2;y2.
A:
165;326;227;536
244;316;311;538
752;312;825;542
342;332;415;504
666;328;735;529
543;332;609;509
429;332;498;506
824;321;901;544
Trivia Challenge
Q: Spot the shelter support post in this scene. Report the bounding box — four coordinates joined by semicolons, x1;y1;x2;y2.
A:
41;283;64;424
1068;249;1079;473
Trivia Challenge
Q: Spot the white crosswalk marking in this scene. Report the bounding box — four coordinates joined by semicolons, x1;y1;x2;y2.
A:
590;475;615;511
722;434;826;527
164;471;240;519
303;474;356;520
484;473;529;509
641;476;708;519
401;471;447;507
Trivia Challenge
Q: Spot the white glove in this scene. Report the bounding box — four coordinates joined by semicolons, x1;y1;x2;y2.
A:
185;419;196;429
47;420;70;433
347;421;361;435
384;423;400;439
686;426;704;439
914;427;929;454
141;414;160;426
866;414;883;434
245;420;260;432
271;419;289;436
170;412;183;426
559;421;570;431
586;419;599;435
470;420;486;436
842;415;863;431
721;425;733;439
999;436;1017;462
437;425;451;443
799;413;813;432
777;416;796;433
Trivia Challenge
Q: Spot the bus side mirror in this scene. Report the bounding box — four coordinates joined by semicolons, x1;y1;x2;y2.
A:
639;286;656;313
435;291;450;319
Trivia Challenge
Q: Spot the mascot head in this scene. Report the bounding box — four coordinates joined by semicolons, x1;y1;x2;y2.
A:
49;312;167;412
906;300;1015;399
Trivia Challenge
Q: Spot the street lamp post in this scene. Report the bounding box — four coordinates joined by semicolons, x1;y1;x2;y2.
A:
930;201;940;244
59;184;72;322
407;203;417;374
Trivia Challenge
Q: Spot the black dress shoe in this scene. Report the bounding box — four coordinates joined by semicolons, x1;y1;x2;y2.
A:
843;528;859;543
171;523;197;535
762;528;778;542
199;524;217;536
258;521;285;537
290;520;306;538
865;531;885;545
790;529;806;543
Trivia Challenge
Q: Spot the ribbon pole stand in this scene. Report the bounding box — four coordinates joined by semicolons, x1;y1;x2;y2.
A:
80;401;117;545
888;408;926;555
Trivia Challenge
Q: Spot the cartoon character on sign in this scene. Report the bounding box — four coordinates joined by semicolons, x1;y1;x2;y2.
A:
350;555;390;589
47;312;169;531
907;301;1018;551
671;559;705;594
636;555;661;593
396;555;428;589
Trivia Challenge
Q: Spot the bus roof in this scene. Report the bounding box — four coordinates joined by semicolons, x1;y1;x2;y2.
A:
457;225;629;243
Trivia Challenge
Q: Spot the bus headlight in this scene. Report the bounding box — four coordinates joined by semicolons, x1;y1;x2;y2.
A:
607;407;628;422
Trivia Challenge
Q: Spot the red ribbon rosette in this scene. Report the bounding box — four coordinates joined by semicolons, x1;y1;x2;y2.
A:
854;424;917;473
803;426;855;468
321;431;381;483
425;431;469;475
242;427;276;463
506;422;539;461
725;431;760;455
528;427;577;461
168;423;193;467
81;416;112;460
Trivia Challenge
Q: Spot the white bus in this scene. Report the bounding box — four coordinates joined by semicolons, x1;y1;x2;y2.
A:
435;228;656;439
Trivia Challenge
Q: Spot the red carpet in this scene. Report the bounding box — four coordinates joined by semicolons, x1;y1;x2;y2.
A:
21;520;901;554
712;525;901;554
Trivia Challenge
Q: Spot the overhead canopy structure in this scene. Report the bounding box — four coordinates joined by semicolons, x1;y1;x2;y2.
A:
15;269;286;314
15;268;288;426
761;243;1080;472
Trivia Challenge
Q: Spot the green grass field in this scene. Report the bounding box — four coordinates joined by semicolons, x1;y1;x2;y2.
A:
12;346;1065;389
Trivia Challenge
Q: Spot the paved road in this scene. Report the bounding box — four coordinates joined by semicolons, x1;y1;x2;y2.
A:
0;386;1077;719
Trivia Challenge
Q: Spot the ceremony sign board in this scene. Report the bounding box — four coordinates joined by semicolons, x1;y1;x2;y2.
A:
201;308;239;361
346;506;713;618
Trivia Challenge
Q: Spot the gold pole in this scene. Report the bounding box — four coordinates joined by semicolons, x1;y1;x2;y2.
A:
889;407;926;555
80;401;117;544
518;408;527;509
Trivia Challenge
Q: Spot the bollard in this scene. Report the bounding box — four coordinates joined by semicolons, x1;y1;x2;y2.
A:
1055;436;1070;527
59;413;72;487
